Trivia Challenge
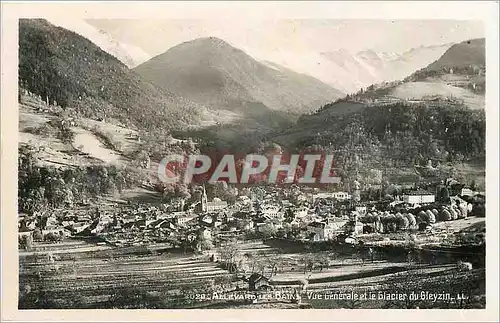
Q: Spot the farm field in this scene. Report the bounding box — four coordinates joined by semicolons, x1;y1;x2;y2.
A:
390;81;484;109
218;240;485;309
19;235;486;309
19;241;236;309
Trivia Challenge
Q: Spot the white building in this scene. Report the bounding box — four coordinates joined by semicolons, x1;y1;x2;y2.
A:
402;192;435;204
312;191;351;202
307;220;346;242
206;201;228;213
238;196;251;204
261;205;283;218
174;212;198;225
313;192;331;201
461;188;474;197
332;192;351;200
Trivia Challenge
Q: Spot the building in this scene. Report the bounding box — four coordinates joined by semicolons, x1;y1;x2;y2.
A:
122;214;137;224
200;214;223;228
313;192;332;201
461;188;475;197
18;228;33;240
261;205;282;218
199;186;228;213
147;218;178;232
402;191;435;204
312;191;351;202
332;192;351;200
199;227;212;240
70;222;91;234
238;196;251;204
173;212;197;225
344;220;364;236
307;220;346;242
206;200;228;213
248;273;272;291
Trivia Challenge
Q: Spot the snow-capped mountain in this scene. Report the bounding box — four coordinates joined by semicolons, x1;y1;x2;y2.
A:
262;44;454;94
327;44;454;93
48;18;151;68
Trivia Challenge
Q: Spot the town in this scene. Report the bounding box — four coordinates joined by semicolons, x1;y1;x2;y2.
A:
19;176;485;250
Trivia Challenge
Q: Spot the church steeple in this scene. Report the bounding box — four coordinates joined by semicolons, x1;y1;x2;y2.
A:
201;184;208;213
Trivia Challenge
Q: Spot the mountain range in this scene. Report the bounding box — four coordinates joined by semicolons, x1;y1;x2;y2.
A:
19;20;345;131
244;44;453;94
18;19;486;140
273;37;486;155
47;18;456;94
17;18;486;187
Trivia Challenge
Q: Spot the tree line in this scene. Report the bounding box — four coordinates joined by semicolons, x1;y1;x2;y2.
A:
295;102;485;169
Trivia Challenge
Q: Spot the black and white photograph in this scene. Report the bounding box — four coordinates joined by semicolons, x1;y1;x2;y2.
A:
1;1;499;321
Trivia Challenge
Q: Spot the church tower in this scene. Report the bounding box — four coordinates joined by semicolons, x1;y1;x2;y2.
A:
200;184;208;213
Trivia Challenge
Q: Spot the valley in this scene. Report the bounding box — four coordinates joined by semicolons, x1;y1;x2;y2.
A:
16;19;487;310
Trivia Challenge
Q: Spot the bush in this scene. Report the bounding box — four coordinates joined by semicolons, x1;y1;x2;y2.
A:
405;213;417;227
395;213;409;230
417;210;428;224
449;208;459;220
472;203;485;217
19;235;33;251
440;209;452;221
425;210;436;224
458;205;468;219
44;232;62;242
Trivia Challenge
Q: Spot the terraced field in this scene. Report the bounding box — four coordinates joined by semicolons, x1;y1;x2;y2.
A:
19;243;236;309
19;238;486;309
218;240;486;309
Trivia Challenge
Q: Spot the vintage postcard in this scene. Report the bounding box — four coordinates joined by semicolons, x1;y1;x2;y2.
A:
1;1;499;322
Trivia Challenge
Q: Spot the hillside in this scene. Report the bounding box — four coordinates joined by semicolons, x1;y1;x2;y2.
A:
308;37;486;118
270;39;486;184
272;101;485;187
389;39;486;104
18;19;209;132
403;38;486;97
390;82;484;110
133;37;344;117
425;38;485;71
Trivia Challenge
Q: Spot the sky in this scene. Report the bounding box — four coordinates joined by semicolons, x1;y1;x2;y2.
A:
86;19;484;60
